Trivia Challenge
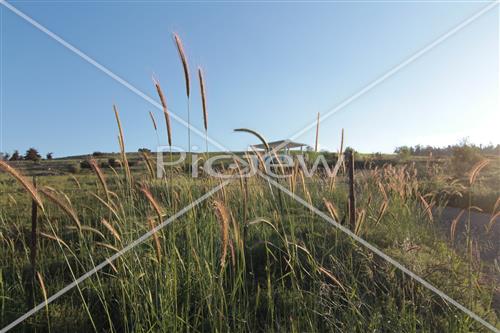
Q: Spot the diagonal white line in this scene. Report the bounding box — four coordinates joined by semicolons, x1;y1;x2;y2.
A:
261;0;499;155
258;172;500;333
0;0;233;154
0;180;231;333
2;1;498;331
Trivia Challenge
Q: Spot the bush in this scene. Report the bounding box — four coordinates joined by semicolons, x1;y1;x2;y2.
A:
80;160;92;169
108;158;120;168
68;163;81;174
451;143;482;175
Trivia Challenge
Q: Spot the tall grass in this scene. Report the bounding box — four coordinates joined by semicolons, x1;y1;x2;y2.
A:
0;155;498;332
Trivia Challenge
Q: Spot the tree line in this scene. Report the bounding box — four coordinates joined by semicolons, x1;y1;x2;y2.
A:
0;148;52;162
394;140;500;158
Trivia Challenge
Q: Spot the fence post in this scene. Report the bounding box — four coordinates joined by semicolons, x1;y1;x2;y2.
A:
347;151;356;230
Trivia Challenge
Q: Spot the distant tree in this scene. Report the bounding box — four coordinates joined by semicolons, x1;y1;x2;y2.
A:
1;153;8;161
395;146;412;159
451;141;481;174
92;151;105;157
9;150;21;161
46;152;54;160
138;148;151;153
24;148;41;161
344;147;357;155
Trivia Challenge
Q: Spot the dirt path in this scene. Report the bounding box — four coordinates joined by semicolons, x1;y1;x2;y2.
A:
438;207;499;262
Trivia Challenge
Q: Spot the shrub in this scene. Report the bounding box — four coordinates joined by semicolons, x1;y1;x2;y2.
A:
108;158;120;168
80;160;92;169
451;142;482;175
68;163;81;174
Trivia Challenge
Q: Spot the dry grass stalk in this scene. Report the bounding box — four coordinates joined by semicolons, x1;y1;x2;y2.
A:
113;105;132;186
149;111;158;131
314;112;320;152
66;225;104;239
213;200;230;269
69;175;81;189
468;159;490;185
96;242;120;252
148;218;162;263
173;33;190;98
0;160;44;210
323;198;340;223
153;78;172;147
140;185;164;221
374;200;388;225
198;67;208;132
354;209;366;235
101;218;121;243
234;128;270;151
36;272;49;307
318;266;346;292
450;209;465;242
140;151;156;179
39;231;70;249
89;158;111;203
40;187;81;230
492;197;500;215
419;194;434;223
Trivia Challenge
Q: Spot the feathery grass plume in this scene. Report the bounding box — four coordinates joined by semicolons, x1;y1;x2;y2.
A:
88;158;111;203
148;111;158;131
198;67;209;154
140;185;164;222
36;271;49;308
317;266;346;292
113;105;132;186
468;159;490;185
66;225;105;239
153;77;172;147
69;174;81;189
173;33;190;98
450;209;465;242
492;197;500;215
354;208;366;235
96;242;120;252
418;194;433;223
198;67;208;132
148;218;162;263
213;200;230;269
0;160;44;210
234;128;270;151
101;218;121;243
140;151;156;179
173;32;191;169
315;112;320;152
374;200;388;225
39;232;70;250
323;198;340;223
40;187;81;230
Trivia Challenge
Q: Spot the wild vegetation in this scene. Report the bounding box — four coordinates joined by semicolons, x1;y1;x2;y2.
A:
0;32;499;332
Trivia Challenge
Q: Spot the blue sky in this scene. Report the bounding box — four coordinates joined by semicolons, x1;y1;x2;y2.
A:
0;1;498;157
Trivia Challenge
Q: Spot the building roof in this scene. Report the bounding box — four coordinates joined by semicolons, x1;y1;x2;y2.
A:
251;140;310;150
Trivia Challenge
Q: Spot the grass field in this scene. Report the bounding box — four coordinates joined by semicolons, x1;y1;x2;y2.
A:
0;152;499;332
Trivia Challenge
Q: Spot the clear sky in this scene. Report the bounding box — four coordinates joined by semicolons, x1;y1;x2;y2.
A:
0;1;498;157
